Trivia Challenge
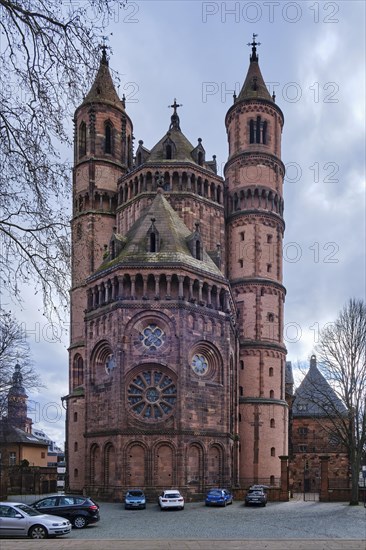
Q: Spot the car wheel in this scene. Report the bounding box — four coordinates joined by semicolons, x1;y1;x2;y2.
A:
29;525;47;539
223;500;227;507
73;515;87;529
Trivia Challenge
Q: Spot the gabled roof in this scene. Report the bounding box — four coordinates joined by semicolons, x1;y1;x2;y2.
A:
148;127;197;164
99;192;224;279
292;355;347;417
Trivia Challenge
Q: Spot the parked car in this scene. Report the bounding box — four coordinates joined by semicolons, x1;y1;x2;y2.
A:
30;494;100;528
124;489;146;510
205;488;233;507
244;486;268;507
0;502;71;539
158;490;184;510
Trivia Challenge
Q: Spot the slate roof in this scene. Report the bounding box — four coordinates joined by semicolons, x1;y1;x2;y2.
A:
292;355;347;417
148;126;197;164
99;192;224;280
0;420;48;447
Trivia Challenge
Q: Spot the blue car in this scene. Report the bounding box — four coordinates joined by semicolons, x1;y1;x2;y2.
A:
124;490;146;510
205;488;233;507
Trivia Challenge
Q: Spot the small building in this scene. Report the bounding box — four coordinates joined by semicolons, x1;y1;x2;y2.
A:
289;355;349;494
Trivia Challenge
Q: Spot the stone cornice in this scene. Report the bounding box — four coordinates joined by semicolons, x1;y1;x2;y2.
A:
225;98;284;127
226;209;285;229
230;277;286;295
239;397;288;408
224;150;285;177
239;340;287;353
121;162;224;184
84;428;234;438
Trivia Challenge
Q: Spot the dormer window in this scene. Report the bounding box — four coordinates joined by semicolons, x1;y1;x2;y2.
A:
104;121;113;154
79;121;86;158
147;218;159;253
249;116;268;144
198;151;204;166
166;144;172;159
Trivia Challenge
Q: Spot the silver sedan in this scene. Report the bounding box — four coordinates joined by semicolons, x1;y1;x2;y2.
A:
0;502;71;539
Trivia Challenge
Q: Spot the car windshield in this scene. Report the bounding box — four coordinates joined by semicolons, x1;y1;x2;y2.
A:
15;504;41;516
208;490;222;496
249;491;263;496
128;491;143;497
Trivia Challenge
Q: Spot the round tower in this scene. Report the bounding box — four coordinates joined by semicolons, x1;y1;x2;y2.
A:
70;47;133;390
7;364;28;430
224;36;287;483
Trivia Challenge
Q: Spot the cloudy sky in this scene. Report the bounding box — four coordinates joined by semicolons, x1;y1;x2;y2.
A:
10;1;365;447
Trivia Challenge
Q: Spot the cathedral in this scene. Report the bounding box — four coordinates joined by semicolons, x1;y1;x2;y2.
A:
65;37;288;499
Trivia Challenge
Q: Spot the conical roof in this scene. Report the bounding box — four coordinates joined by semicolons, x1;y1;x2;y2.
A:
100;192;224;279
293;355;347;417
82;48;124;109
237;57;273;102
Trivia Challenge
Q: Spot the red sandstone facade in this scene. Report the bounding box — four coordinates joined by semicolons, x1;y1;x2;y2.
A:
65;41;288;499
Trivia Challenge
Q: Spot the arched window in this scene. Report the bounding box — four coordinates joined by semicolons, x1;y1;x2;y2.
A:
270;390;274;398
270;475;275;485
150;233;156;252
105;122;113;154
269;367;274;377
239;386;243;396
166;144;172;159
256;116;261;143
74;468;79;478
249;119;255;144
74;441;78;451
137;151;142;165
270;418;275;428
79;122;86;158
271;447;276;457
73;412;78;422
198;151;203;166
249;116;268;144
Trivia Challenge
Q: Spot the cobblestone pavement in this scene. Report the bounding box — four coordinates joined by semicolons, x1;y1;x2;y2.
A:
1;498;365;550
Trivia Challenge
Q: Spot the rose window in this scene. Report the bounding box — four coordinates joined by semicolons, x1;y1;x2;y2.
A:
127;369;176;421
191;353;208;376
139;324;165;351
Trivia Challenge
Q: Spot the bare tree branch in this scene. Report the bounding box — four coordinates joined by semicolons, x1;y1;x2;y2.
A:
0;0;126;320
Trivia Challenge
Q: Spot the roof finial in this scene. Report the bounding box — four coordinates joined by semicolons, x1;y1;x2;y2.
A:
168;98;182;130
247;33;261;62
100;35;112;65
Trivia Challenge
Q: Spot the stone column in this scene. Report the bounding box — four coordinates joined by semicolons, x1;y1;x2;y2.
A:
166;275;171;299
319;455;330;502
178;276;184;300
279;455;289;501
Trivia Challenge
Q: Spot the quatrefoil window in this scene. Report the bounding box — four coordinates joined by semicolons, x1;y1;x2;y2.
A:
139;324;165;350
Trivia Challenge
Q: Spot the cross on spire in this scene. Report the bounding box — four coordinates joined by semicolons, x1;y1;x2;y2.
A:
168;98;183;114
168;98;182;130
247;33;261;62
100;36;112;64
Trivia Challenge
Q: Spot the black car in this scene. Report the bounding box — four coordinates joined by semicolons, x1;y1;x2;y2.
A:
30;495;100;528
244;486;268;507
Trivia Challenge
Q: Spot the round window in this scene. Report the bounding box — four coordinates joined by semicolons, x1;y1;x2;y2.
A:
127;369;176;421
191;353;208;376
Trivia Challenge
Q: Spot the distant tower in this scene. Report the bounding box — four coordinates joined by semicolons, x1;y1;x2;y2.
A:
7;364;28;431
224;35;287;483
